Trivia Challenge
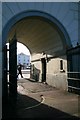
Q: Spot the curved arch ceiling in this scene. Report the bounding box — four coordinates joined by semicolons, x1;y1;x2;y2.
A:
8;16;66;55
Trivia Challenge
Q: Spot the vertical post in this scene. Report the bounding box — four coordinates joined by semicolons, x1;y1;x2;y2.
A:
2;45;8;102
41;58;46;82
2;45;8;118
9;35;17;103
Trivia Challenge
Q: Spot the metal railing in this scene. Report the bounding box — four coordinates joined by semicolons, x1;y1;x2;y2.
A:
67;72;80;94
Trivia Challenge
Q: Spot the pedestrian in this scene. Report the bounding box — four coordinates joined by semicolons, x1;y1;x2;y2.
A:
17;64;23;78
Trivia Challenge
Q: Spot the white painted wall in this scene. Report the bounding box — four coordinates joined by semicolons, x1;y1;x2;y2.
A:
47;55;68;90
31;61;42;81
32;55;68;90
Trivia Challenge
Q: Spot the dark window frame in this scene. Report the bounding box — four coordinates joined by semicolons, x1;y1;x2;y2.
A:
60;60;63;70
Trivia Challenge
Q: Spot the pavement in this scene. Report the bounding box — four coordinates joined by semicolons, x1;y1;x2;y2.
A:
16;78;80;119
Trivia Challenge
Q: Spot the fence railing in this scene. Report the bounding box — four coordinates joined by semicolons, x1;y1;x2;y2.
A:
67;72;80;94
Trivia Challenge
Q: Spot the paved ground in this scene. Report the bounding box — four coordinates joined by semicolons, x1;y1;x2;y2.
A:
16;78;80;119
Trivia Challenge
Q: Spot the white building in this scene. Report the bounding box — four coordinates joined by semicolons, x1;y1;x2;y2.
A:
17;53;30;69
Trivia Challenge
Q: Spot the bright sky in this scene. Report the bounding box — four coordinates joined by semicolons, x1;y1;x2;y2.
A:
17;42;30;55
6;42;30;56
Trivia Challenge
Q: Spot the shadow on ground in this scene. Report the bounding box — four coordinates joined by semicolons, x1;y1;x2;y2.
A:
2;93;80;119
25;78;37;82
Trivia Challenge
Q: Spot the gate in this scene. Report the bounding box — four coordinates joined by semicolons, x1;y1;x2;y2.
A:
2;45;8;103
9;35;17;102
67;46;80;94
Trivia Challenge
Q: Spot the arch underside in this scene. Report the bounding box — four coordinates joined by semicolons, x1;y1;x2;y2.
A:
2;11;73;94
7;16;68;57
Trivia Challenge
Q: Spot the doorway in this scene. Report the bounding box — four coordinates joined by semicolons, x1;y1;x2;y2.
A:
41;58;46;82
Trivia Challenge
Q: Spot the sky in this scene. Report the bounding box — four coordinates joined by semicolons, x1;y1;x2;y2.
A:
6;42;30;56
17;42;30;55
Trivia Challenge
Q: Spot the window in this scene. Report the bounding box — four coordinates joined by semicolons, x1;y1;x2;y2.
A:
60;60;63;70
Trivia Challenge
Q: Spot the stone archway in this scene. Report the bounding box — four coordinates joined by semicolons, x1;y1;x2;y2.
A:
2;10;71;47
2;10;71;99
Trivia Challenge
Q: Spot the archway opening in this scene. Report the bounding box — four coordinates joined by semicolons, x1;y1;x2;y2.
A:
3;13;69;98
17;42;31;79
6;15;68;85
6;42;31;79
2;12;71;118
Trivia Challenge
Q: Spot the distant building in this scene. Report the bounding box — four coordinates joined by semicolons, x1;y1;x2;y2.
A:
17;53;30;69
